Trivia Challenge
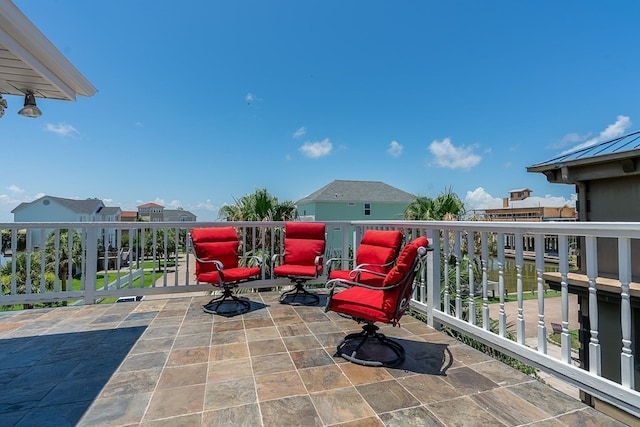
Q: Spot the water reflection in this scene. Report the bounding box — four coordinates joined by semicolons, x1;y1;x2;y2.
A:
486;258;559;294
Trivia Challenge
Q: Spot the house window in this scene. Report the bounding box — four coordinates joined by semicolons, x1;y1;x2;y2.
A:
364;203;371;216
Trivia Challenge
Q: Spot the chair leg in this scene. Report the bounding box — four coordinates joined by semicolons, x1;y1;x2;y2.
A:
335;322;405;367
203;287;250;316
279;280;319;306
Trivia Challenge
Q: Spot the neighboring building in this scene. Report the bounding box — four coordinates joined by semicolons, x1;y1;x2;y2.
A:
296;180;414;221
164;208;197;222
121;211;138;222
11;195;120;247
528;131;640;416
484;189;576;222
137;203;196;222
137;203;164;222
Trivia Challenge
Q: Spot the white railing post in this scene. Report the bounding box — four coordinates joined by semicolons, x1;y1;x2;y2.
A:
443;228;451;315
497;232;506;337
467;230;476;326
426;227;440;328
618;237;635;388
515;232;525;344
558;235;572;364
481;231;490;330
535;233;547;353
84;226;98;305
586;236;601;376
454;230;462;319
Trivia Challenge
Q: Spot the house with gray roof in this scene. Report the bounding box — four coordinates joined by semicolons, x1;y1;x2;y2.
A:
12;195;121;248
296;180;414;221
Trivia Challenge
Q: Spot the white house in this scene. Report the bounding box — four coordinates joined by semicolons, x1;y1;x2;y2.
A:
12;196;121;248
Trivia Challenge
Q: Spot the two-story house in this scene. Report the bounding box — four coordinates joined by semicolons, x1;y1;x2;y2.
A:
11;195;121;248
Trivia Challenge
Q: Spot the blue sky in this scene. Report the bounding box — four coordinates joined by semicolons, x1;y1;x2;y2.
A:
2;1;639;222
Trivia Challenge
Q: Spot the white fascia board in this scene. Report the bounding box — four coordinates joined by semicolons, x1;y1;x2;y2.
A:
0;0;97;99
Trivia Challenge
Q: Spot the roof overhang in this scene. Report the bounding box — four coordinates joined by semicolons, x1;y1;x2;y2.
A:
0;0;96;101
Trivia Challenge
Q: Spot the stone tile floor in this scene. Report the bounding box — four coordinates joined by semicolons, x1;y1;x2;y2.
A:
0;291;629;426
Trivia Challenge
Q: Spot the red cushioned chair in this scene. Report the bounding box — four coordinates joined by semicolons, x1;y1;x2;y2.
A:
325;236;431;367
190;227;262;316
272;222;326;306
327;229;404;287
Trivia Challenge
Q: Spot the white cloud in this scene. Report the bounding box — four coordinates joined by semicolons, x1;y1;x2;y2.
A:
293;126;306;139
245;92;256;105
6;185;23;194
299;138;332;158
45;123;79;137
562;115;631;154
429;138;481;170
464;187;576;211
387;140;403;158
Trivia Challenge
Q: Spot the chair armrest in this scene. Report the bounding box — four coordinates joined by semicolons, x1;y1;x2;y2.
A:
192;253;224;270
240;255;263;267
326;257;348;275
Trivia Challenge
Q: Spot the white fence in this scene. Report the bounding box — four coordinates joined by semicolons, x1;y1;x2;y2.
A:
0;220;638;418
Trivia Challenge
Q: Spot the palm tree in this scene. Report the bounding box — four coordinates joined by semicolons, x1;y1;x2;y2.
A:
218;188;298;222
403;196;437;220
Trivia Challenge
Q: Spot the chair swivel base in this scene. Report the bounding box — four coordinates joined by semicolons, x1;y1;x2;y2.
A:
203;288;250;316
279;282;319;306
335;323;405;367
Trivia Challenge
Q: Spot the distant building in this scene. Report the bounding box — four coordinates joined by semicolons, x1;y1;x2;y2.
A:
11;195;121;247
164;208;197;222
296;180;414;221
484;189;576;222
137;203;196;222
137;203;165;222
121;211;138;222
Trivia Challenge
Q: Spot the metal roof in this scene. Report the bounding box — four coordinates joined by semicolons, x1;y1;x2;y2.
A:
296;180;414;204
529;131;640;169
0;0;96;101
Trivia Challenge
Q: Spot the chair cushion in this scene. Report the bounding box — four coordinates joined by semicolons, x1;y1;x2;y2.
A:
282;222;325;269
197;266;261;285
382;236;428;314
328;286;391;323
355;230;403;274
273;264;319;278
191;227;242;276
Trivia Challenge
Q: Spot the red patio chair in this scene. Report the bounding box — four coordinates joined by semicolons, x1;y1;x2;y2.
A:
325;236;431;367
326;229;404;287
272;222;326;306
190;227;262;316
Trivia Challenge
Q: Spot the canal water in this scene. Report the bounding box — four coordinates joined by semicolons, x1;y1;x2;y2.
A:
486;257;559;294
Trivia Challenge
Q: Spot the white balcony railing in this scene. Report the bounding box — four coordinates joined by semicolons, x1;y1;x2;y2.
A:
0;220;638;418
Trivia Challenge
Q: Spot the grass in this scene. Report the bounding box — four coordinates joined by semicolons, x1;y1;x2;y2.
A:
547;328;580;350
479;289;562;304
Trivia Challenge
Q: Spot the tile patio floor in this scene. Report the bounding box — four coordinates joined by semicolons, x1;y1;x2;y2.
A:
0;291;628;426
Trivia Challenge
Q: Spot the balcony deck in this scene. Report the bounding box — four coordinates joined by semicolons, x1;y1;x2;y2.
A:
0;291;625;427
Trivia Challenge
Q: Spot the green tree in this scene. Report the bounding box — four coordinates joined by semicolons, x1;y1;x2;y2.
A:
218;188;298;222
44;229;83;306
404;187;465;221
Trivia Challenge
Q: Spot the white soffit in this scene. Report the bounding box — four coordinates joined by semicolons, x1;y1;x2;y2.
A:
0;0;96;101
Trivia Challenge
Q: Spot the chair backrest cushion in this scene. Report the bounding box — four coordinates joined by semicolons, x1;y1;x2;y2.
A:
382;236;428;314
355;230;403;274
283;222;326;267
191;227;240;275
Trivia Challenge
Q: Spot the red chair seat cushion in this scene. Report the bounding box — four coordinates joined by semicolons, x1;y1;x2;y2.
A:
328;286;392;323
273;264;318;278
197;266;261;285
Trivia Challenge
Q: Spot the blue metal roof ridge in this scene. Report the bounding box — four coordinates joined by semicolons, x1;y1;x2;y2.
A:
529;130;640;168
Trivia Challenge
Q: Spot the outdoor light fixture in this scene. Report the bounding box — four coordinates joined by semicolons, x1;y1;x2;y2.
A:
17;92;42;118
0;95;6;118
